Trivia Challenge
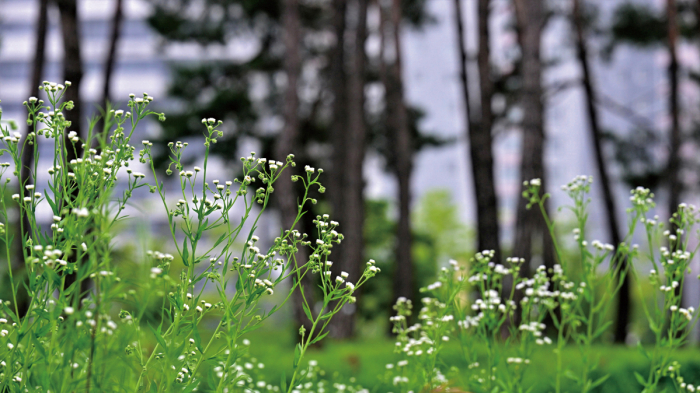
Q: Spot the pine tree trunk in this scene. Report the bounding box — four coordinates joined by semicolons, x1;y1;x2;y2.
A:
666;0;681;217
696;1;700;48
381;0;414;306
57;0;85;297
330;0;347;225
665;0;686;331
13;0;50;317
328;0;348;338
512;0;552;273
328;0;368;339
454;0;500;261
99;0;123;133
57;0;83;160
21;0;48;204
275;0;314;336
572;0;629;344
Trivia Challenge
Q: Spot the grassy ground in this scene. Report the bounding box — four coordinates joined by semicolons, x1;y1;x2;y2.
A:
244;327;700;392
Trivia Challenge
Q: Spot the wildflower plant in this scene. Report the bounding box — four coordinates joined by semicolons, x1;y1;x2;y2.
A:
0;81;164;392
242;358;368;393
4;82;700;393
382;175;700;393
0;83;378;392
523;176;646;393
633;198;700;393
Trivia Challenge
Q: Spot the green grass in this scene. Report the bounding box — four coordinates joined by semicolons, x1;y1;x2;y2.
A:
245;327;700;392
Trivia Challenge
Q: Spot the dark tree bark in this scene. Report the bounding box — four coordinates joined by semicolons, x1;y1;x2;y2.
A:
328;0;348;338
21;0;49;201
454;0;500;261
696;0;700;46
13;0;50;317
98;0;124;134
102;0;123;104
275;0;314;336
330;0;348;223
56;0;90;311
666;0;681;217
57;0;83;161
57;0;91;387
572;0;630;344
665;0;687;332
328;0;368;339
512;0;554;273
380;0;414;306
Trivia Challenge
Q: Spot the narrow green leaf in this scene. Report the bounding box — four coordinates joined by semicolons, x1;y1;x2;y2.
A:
302;302;313;321
42;267;61;287
293;343;302;369
564;370;580;383
213;232;227;249
217;285;228;306
30;334;46;359
309;331;329;345
240;324;263;335
193;326;203;353
182;381;200;393
267;304;279;318
148;324;168;356
590;374;610;389
319;312;334;320
44;193;56;212
593;321;613;338
182;239;190;266
637;342;650;360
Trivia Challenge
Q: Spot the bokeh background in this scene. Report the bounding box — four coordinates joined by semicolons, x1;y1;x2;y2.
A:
2;0;700;388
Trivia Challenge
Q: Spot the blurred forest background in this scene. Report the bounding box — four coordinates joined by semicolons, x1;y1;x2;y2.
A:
2;0;700;362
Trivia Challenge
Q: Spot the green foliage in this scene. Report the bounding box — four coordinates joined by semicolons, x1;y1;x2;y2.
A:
602;128;664;190
241;328;700;393
607;0;699;56
413;189;472;264
0;84;378;392
609;4;667;48
2;83;700;393
376;176;700;393
145;0;284;171
146;0;444;183
603;0;700;193
401;0;437;29
359;191;470;324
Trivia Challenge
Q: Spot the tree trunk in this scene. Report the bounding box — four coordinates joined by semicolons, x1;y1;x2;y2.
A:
57;0;83;160
98;0;123;134
666;0;681;217
328;0;348;338
21;0;48;208
330;0;348;225
13;0;50;317
328;0;368;339
381;0;414;306
572;0;630;344
454;0;500;262
103;0;123;104
275;0;314;337
696;1;700;50
512;0;553;273
665;0;687;334
57;0;86;303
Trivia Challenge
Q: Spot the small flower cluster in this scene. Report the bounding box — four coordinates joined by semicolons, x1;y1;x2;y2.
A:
0;83;380;392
